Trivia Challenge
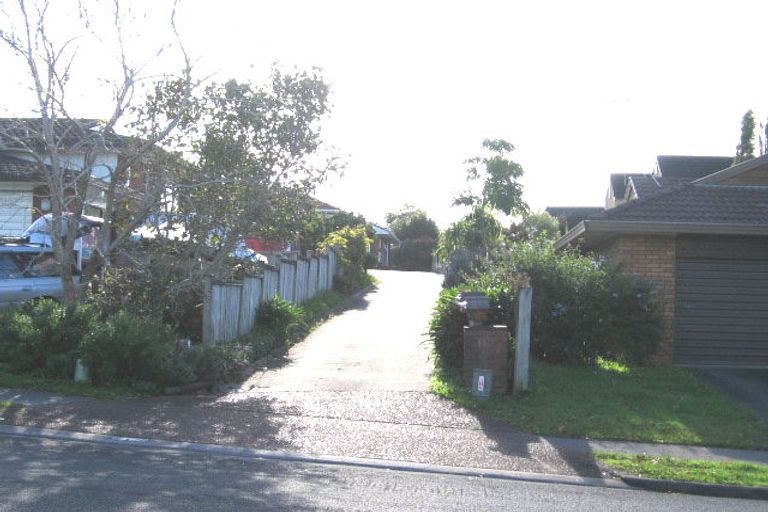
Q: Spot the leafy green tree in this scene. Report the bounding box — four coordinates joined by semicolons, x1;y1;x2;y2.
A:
437;206;502;260
453;139;528;216
507;211;561;243
136;69;339;285
320;225;372;293
300;210;367;252
386;206;439;271
735;110;756;164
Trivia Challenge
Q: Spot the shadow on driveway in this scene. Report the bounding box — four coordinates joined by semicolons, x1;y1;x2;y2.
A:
692;368;768;422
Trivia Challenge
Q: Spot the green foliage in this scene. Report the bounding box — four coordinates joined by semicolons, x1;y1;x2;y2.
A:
257;297;308;345
95;244;202;340
391;237;436;271
321;225;372;293
430;241;662;368
0;299;97;379
596;453;768;487
735;109;756;164
453;138;528;216
300;210;368;252
507;211;561;243
437;206;502;261
80;311;191;387
386;207;439;241
428;287;469;368
386;207;439;271
431;361;768;449
475;242;661;365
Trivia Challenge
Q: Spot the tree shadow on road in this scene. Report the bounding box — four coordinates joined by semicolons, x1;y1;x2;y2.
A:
0;434;341;511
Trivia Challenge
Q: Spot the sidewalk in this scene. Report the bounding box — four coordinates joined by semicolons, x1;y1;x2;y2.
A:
1;388;765;473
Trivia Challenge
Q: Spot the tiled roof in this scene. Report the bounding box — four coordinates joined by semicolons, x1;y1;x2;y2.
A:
627;175;689;198
0;153;44;182
593;183;768;225
656;155;733;179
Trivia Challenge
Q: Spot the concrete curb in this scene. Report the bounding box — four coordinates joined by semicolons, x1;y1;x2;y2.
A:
0;424;626;491
620;475;768;501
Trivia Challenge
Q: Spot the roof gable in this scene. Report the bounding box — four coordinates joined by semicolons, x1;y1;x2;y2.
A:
695;153;768;186
656;155;733;179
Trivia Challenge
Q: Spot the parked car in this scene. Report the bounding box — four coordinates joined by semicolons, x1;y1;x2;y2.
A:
21;213;102;271
0;244;79;307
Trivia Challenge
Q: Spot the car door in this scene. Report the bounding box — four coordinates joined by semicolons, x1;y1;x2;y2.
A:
0;253;34;306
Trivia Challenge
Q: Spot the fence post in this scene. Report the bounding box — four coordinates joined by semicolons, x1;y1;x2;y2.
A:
513;284;533;393
202;278;214;345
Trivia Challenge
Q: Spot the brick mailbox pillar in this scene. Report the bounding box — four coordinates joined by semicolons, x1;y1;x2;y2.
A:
463;326;509;394
457;292;509;395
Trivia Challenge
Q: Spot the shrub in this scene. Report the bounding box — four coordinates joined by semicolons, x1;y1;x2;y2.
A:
0;299;97;379
391;236;436;271
430;242;662;368
428;287;469;368
94;243;203;341
256;297;308;345
321;225;372;293
474;242;661;365
80;311;192;387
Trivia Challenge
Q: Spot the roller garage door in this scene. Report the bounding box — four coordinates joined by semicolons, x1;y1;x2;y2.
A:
0;186;33;236
674;236;768;367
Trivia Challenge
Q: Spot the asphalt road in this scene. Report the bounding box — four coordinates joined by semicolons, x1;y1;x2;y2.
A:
1;435;763;512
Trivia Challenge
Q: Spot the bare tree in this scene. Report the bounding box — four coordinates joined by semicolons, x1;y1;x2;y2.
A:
0;0;193;302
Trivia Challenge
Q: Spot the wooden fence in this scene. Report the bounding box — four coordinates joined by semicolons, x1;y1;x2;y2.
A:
203;249;338;344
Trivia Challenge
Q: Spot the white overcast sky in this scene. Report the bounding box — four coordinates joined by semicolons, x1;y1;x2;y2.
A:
2;0;767;227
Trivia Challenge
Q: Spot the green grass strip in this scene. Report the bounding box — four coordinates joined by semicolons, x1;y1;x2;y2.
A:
431;359;768;450
596;452;768;487
0;370;153;399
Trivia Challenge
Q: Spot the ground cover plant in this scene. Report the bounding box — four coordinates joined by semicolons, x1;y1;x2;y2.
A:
596;452;768;487
431;358;768;450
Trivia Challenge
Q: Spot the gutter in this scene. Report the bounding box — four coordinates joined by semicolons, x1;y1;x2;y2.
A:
554;220;768;250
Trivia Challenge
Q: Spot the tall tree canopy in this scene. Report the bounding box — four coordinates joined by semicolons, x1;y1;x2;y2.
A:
453;139;528;216
385;206;439;271
735;109;756;164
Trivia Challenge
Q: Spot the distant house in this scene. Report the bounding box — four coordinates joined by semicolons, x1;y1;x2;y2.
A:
0;118;144;236
552;154;768;367
369;223;399;267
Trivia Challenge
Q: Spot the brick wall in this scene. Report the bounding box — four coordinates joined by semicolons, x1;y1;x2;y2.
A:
604;235;676;364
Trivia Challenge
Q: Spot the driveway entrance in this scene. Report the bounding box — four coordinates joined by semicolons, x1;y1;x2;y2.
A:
693;368;768;421
239;269;443;392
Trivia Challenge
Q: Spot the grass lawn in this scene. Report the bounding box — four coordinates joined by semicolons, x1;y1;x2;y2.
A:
0;370;154;400
431;359;768;450
596;452;768;487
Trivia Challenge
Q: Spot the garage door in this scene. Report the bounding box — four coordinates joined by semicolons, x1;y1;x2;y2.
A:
675;237;768;367
0;187;33;236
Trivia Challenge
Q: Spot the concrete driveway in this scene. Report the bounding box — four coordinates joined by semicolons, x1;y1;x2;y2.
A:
693;368;768;421
236;269;442;392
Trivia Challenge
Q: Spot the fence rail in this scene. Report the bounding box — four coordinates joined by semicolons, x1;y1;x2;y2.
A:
203;249;338;344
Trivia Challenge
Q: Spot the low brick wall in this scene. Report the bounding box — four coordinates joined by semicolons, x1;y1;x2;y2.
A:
604;235;676;364
463;325;509;394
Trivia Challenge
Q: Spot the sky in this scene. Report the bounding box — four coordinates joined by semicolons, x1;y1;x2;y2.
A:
2;0;767;228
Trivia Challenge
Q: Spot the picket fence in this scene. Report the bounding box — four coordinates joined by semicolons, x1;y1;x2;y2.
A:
203;249;338;344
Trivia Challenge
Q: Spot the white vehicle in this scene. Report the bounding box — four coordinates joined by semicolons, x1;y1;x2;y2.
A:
21;213;102;271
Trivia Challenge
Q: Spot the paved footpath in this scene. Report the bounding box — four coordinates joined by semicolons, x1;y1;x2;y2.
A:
1;270;766;480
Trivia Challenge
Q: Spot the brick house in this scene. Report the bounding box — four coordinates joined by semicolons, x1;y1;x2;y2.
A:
553;155;768;368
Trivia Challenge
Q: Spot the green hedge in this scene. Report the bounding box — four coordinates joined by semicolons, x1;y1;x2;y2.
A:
430;242;662;368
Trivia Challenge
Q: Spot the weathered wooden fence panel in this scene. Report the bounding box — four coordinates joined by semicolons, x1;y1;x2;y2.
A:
209;283;242;344
204;249;339;344
308;258;319;299
318;256;329;292
262;268;279;303
295;259;309;304
238;277;262;336
279;260;296;302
